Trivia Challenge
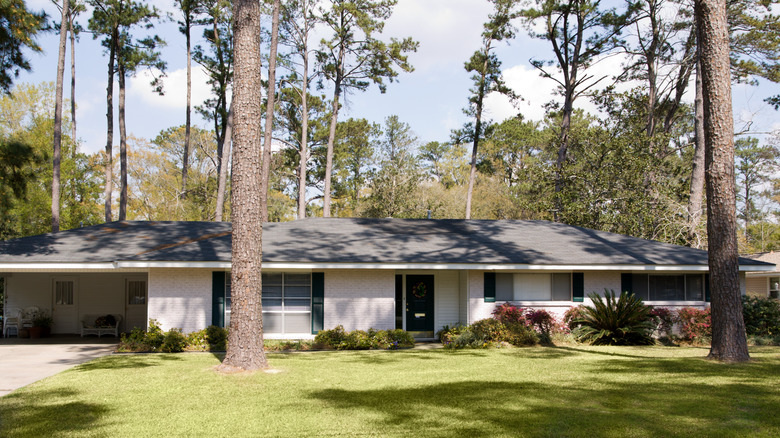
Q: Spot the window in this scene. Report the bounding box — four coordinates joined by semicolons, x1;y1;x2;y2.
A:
770;277;779;300
629;274;705;301
225;273;232;326
494;273;572;301
127;280;147;305
54;280;74;305
261;273;311;334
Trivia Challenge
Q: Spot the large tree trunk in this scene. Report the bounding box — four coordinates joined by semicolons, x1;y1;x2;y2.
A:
298;57;310;219
218;0;268;372
52;0;70;233
695;0;749;362
465;67;487;220
297;0;311;220
182;13;192;199
69;8;77;155
104;30;117;223
260;0;281;223
215;104;233;222
118;62;128;221
688;47;706;248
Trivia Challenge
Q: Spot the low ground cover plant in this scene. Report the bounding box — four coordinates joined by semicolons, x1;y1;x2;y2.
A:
118;321;229;352
313;326;415;350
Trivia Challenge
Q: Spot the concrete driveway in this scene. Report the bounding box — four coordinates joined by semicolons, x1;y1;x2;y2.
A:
0;336;117;396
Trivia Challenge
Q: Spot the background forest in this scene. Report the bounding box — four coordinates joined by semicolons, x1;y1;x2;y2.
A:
1;0;779;254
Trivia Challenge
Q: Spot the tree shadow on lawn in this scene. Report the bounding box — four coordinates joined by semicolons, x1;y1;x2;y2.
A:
309;378;780;437
0;387;112;437
75;353;184;371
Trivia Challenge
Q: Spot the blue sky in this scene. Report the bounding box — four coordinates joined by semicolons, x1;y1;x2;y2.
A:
20;0;780;155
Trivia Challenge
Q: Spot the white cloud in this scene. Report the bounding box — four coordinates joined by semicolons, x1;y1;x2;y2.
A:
385;0;493;73
128;66;213;110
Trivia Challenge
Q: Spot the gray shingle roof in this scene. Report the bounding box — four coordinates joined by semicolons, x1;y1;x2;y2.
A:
0;218;771;267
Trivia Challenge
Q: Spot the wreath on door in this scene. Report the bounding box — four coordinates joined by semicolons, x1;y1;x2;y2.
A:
412;282;427;299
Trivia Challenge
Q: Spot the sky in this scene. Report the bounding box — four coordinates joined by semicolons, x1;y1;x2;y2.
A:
19;0;780;155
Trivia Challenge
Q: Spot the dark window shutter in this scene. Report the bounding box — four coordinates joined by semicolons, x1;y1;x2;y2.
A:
395;275;403;330
484;272;496;302
311;272;325;334
212;271;225;328
621;273;633;295
572;273;584;302
705;274;711;302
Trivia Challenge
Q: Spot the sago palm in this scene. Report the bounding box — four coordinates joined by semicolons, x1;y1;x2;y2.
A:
573;290;655;345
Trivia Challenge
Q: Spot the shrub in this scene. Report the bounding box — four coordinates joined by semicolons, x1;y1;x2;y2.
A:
205;325;228;351
161;328;186;353
146;319;165;350
563;305;586;331
264;340;315;351
340;330;372;350
675;307;711;342
437;324;466;345
385;329;415;349
526;309;555;335
447;329;487;349
118;327;154;352
185;329;208;351
470;318;508;342
314;325;348;349
314;326;414;350
573;290;654;345
648;307;675;338
741;296;780;337
504;321;539;346
492;303;527;324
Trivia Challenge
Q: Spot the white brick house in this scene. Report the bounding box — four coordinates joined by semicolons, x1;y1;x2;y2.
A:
1;219;774;339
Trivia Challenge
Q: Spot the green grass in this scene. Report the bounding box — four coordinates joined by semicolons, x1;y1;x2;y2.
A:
2;346;780;437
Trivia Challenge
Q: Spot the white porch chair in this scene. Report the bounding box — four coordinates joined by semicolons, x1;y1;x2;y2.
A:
3;308;20;338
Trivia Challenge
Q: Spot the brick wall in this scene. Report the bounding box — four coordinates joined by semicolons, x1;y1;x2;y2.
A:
323;270;395;331
148;268;212;333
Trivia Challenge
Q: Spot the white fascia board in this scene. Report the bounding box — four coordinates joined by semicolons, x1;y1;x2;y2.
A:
118;261;711;271
0;262;118;271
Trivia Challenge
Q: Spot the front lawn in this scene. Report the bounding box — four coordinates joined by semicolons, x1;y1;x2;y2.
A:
1;346;779;437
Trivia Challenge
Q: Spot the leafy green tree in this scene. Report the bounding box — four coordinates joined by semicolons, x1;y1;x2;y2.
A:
128;127;219;221
0;0;46;93
0;83;101;239
330;118;379;215
517;0;635;219
316;0;417;217
735;137;779;240
362;116;425;218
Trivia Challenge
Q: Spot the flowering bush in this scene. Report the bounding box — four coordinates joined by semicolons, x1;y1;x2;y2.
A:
492;303;527;324
648;307;675;338
563;305;587;331
526;309;555;335
675;307;711;342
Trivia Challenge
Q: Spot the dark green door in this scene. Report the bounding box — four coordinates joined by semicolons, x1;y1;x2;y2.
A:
406;275;434;332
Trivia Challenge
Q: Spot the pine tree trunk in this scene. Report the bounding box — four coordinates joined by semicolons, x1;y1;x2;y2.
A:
104;30;117;223
118;62;128;221
218;0;268;372
298;57;310;219
260;0;281;223
688;47;706;248
69;9;77;154
323;45;345;218
182;14;192;199
52;0;70;233
215;104;233;222
695;0;750;363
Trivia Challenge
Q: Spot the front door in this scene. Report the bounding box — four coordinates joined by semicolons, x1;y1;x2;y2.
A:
125;277;148;331
406;275;434;334
52;277;78;334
